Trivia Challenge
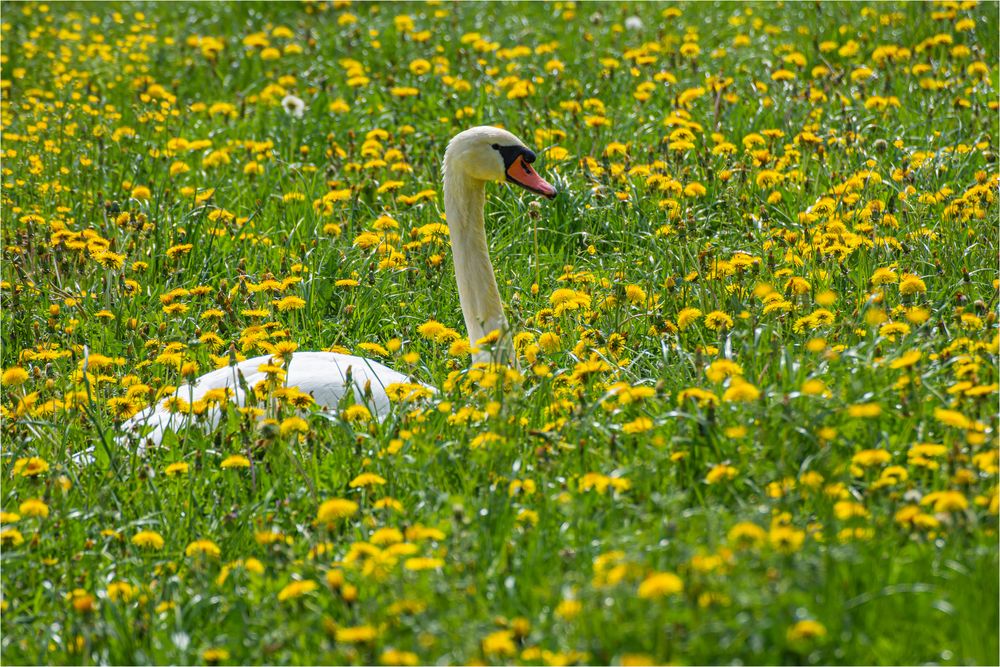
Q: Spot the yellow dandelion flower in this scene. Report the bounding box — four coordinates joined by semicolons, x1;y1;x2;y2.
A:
706;464;738;484
380;649;419;666
341;405;371;423
0;528;25;547
18;498;48;518
676;307;702;330
933;408;977;430
280;416;309;436
185;539;221;559
220;455;250;469
622;416;653;434
277;579;318;602
722;380;760;402
14;457;49;477
787;619;827;642
130;185;151;200
899;274;927;295
1;367;29;387
889;349;922;369
834;501;869;520
705;359;742;383
202;648;230;663
349;472;387;488
131;530;165;550
317;498;359;523
106;581;135;602
481;630;517;657
624;284;647;304
549;288;592;312
538;332;562;353
704;310;734;331
769;525;805;554
404;557;444;571
846;403;881;418
336;625;379;643
727;522;766;548
921;490;968;513
164;461;190;476
851;449;891;468
273;295;306;311
637;571;683;598
68;589;95;613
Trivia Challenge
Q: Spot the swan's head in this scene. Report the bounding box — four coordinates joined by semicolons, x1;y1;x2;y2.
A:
445;126;557;199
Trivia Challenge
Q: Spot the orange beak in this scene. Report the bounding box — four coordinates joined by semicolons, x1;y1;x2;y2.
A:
506;155;557;199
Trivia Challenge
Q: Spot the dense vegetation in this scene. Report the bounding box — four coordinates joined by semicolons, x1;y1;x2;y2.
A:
2;1;998;664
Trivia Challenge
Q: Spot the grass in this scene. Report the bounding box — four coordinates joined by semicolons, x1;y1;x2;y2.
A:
1;1;998;665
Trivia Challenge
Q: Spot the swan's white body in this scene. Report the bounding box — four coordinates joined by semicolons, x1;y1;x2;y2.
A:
119;126;555;446
121;352;414;446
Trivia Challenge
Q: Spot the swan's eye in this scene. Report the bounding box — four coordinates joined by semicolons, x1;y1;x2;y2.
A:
491;143;500;150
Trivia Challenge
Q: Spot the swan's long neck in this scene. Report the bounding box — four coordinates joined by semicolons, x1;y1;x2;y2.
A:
443;159;511;363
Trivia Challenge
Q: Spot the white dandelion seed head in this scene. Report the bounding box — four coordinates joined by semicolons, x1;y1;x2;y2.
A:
624;16;644;31
281;94;306;118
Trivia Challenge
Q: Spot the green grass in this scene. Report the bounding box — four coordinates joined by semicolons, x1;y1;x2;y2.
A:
1;1;998;665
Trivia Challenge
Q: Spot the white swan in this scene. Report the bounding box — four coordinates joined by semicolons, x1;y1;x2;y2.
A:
119;126;556;446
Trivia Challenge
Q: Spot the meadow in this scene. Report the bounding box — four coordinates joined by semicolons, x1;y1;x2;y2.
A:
1;1;999;664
